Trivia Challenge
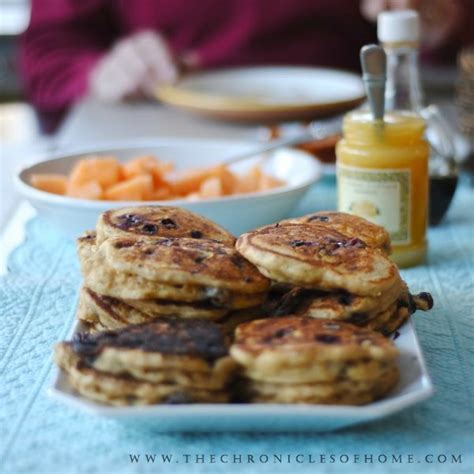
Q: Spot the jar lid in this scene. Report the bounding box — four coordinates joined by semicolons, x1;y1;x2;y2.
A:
377;10;420;44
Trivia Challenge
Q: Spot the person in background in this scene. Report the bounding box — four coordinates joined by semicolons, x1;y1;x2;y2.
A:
20;0;472;132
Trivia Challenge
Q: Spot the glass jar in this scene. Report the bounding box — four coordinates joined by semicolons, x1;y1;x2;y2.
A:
336;110;429;268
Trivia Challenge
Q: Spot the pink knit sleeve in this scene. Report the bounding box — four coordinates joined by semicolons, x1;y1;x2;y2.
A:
19;0;118;115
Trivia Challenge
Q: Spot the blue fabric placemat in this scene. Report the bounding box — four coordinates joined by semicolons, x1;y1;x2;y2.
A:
1;177;473;474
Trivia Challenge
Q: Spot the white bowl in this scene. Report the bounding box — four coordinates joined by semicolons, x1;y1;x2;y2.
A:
15;139;322;238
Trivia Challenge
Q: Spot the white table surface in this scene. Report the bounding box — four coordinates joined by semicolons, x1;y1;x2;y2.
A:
57;99;260;147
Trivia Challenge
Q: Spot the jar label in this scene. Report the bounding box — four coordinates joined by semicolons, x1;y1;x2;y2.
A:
337;165;411;244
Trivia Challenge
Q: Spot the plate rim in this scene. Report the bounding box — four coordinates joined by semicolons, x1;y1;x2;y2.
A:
157;66;366;113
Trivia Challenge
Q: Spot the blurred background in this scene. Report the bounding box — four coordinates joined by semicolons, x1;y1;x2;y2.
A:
1;0;36;141
1;0;473;229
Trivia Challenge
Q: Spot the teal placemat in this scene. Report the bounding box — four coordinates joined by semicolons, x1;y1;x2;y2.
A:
1;178;473;474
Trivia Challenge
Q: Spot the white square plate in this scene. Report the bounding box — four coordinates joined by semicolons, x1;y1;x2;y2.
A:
49;319;433;433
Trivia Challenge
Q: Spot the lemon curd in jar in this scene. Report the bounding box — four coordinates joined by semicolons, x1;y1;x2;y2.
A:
336;111;429;267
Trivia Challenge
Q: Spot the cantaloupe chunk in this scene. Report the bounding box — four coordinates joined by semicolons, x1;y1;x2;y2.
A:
122;156;157;178
258;174;284;191
186;192;201;201
30;173;68;195
122;155;174;187
103;174;153;201
165;169;211;196
148;186;173;201
199;177;223;198
210;164;237;195
69;156;121;188
150;162;174;188
234;165;262;194
67;180;103;200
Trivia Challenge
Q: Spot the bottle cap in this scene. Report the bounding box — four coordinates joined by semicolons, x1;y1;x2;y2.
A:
377;10;420;44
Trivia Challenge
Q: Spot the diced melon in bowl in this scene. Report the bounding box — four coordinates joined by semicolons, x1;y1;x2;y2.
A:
28;151;290;203
123;155;173;187
166;169;212;196
69;156;121;188
151;162;174;187
30;174;68;195
122;155;156;178
67;180;103;200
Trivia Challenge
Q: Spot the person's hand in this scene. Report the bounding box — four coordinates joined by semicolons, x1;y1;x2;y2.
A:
360;0;462;48
89;30;178;102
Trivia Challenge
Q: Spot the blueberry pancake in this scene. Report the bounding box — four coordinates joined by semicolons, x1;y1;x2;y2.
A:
281;211;391;254
78;287;229;334
230;316;399;405
230;316;399;369
364;289;432;335
236;223;399;295
368;306;411;336
78;231;218;301
238;366;399;405
122;297;228;320
57;360;230;406
78;231;265;305
125;289;268;312
271;278;404;321
54;319;237;405
216;308;264;338
96;206;235;245
241;356;394;384
58;319;234;373
76;287;143;331
103;236;270;294
76;229;98;259
75;287;99;326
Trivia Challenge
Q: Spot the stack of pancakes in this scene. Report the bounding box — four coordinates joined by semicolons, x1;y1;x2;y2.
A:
237;212;433;335
54;206;436;406
230;316;400;404
54;319;237;405
76;207;270;333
